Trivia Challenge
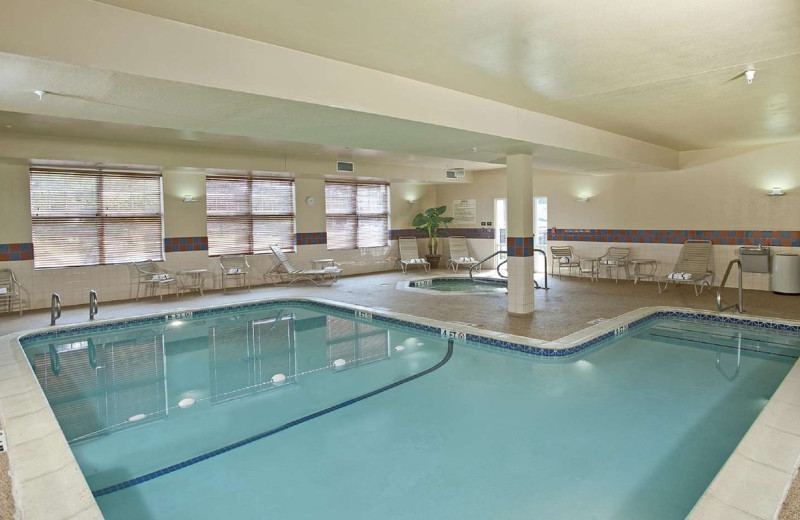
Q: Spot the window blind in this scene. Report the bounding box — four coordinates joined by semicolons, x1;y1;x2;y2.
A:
206;176;296;256
30;165;164;269
325;181;389;250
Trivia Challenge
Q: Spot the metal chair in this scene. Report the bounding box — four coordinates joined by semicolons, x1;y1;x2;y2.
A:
0;269;23;315
132;260;178;301
550;246;581;279
220;255;250;293
598;247;631;283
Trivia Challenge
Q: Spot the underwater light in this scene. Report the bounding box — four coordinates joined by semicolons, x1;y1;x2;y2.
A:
178;398;196;408
271;373;287;384
394;345;405;351
333;358;347;368
127;413;147;422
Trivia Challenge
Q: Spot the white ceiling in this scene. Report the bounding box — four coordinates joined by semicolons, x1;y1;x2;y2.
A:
93;0;800;151
1;0;798;175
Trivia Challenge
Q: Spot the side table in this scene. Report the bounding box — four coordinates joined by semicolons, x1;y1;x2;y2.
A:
630;259;657;284
177;269;207;296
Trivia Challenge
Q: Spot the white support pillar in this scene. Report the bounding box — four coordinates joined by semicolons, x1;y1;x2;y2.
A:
505;154;534;315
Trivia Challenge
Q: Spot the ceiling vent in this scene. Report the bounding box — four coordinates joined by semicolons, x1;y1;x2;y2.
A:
336;161;355;173
445;168;465;179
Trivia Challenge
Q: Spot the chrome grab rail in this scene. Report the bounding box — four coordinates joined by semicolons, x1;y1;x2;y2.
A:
50;293;61;326
89;290;99;320
469;248;548;289
716;259;743;313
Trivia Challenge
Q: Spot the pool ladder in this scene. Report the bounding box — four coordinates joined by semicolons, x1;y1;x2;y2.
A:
50;293;61;326
89;290;99;320
716;259;743;313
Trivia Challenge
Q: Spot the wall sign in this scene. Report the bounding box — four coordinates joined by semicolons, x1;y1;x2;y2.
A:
452;199;476;225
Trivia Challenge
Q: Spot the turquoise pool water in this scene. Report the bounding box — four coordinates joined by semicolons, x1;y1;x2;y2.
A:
409;277;507;293
21;305;798;520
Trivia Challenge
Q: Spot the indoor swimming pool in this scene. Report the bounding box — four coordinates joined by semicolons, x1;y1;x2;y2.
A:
400;276;508;294
18;301;800;519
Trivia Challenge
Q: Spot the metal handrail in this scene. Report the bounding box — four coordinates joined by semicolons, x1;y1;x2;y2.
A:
470;248;548;289
716;259;743;313
50;293;61;326
89;290;99;320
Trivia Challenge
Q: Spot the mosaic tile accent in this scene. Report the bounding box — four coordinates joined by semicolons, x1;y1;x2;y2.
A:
164;237;208;253
296;232;327;245
547;228;800;246
506;236;534;257
389;228;494;240
0;242;33;261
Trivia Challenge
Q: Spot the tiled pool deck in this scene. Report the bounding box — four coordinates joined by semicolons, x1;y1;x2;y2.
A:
2;271;800;519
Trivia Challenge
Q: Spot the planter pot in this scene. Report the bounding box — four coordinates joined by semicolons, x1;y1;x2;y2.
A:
426;255;442;269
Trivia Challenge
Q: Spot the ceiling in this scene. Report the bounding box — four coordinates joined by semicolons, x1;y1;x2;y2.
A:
1;0;799;175
93;0;800;151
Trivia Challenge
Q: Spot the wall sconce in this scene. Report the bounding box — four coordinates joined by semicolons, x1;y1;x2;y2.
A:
767;187;785;196
183;195;197;203
407;199;419;205
575;195;590;203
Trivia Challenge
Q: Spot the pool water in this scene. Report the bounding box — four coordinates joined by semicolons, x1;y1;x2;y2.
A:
21;306;799;520
409;277;507;293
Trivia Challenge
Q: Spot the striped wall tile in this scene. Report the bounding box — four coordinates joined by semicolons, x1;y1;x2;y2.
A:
0;243;33;261
164;237;208;253
548;229;800;247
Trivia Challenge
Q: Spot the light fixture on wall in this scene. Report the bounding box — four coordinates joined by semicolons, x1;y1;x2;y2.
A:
744;70;756;85
33;90;47;100
767;187;785;196
183;195;197;203
575;195;590;203
407;199;420;205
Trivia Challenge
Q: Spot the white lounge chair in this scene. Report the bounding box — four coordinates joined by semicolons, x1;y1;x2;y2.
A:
220;255;251;293
132;260;178;301
266;245;342;286
398;237;430;274
447;236;479;273
550;246;581;279
656;239;714;295
0;269;23;315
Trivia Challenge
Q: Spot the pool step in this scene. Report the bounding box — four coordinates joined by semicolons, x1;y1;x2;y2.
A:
637;323;800;359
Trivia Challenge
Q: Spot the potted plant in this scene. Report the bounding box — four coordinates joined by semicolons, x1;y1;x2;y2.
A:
411;205;453;268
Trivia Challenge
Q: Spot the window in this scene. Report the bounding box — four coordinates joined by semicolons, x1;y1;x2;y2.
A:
30;163;164;269
325;181;389;250
206;176;296;256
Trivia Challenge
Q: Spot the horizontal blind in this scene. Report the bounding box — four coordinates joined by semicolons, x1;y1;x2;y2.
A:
206;176;296;256
30;165;163;269
325;181;389;250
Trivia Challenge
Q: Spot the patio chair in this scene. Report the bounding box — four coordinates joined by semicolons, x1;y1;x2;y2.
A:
598;247;631;283
132;260;178;301
220;254;251;293
265;245;342;286
550;246;581;279
0;269;23;315
398;237;430;274
447;236;479;273
656;239;714;295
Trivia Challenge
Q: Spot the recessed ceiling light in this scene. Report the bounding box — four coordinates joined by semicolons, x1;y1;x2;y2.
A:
33;90;46;100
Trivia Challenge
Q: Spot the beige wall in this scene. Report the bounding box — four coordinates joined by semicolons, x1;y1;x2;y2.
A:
163;169;207;237
0;161;32;244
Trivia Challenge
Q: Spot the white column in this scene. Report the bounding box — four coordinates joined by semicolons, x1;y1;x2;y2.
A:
506;154;534;314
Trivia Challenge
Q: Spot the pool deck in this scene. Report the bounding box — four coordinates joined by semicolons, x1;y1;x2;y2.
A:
2;269;800;519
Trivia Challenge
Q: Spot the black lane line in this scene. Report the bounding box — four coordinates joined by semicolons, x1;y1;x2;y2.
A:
93;338;454;497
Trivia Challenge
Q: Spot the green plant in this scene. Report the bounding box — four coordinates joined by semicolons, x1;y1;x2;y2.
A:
411;205;453;256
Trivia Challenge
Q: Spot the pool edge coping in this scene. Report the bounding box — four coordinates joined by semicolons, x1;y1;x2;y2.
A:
2;298;800;519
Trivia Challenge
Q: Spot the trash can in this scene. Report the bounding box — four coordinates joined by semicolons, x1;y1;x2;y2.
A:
771;254;800;295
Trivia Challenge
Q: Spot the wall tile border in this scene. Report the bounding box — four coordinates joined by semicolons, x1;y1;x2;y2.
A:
296;232;327;245
389;228;494;240
507;236;535;257
164;237;208;253
0;242;33;261
548;228;800;246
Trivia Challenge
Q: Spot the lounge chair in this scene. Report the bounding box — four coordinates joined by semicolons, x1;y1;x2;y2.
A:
220;255;251;293
598;247;631;283
265;245;342;286
0;269;23;315
550;246;581;279
656;239;714;295
398;237;430;274
447;236;479;273
132;260;178;301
